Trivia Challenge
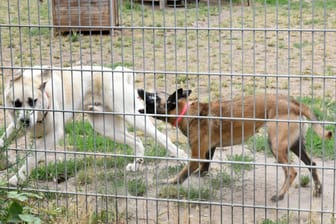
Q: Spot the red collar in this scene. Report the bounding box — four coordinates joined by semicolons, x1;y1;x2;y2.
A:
173;102;190;127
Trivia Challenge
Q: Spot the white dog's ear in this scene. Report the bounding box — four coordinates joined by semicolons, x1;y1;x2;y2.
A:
38;81;48;92
6;69;23;86
38;69;51;91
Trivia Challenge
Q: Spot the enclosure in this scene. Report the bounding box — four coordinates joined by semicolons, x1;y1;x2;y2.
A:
0;0;335;223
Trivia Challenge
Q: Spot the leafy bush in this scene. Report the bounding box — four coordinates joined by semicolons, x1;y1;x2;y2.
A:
0;181;42;224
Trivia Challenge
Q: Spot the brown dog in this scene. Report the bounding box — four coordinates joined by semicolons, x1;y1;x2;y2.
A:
138;88;333;201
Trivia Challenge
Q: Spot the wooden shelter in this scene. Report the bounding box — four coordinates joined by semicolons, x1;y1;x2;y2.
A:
52;0;119;35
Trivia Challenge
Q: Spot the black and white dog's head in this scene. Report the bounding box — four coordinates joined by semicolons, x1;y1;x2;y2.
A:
4;68;51;129
137;88;192;119
137;89;162;114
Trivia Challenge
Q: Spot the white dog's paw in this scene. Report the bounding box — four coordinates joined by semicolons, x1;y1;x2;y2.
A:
8;175;19;186
126;159;144;171
8;170;27;186
178;151;188;160
0;138;4;148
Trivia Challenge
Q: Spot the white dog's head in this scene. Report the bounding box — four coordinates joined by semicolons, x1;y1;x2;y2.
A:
4;68;51;129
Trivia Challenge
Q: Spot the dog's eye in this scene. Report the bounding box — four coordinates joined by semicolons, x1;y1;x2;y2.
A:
13;99;22;108
28;97;38;107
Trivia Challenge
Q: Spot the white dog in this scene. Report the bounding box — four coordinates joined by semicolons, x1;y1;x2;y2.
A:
0;66;187;185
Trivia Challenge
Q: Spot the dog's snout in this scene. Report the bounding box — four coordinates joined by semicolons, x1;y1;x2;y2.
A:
20;118;30;127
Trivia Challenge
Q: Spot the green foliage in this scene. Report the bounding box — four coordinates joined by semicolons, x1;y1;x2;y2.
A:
260;219;276;224
28;27;50;37
300;175;310;187
255;0;336;9
64;121;133;153
305;125;335;159
69;31;79;42
227;154;254;174
254;0;292;6
143;140;168;163
297;96;336;121
0;181;42;224
210;171;235;189
76;170;93;185
127;178;147;196
259;215;289;224
30;157;93;182
156;164;186;180
158;185;212;201
105;62;134;69
297;97;335;159
247;133;273;156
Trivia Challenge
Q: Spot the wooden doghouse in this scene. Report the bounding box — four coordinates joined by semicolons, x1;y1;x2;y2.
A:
52;0;119;35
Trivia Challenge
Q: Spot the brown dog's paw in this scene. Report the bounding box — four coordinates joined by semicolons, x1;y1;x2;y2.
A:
192;168;209;177
314;184;322;197
270;194;284;202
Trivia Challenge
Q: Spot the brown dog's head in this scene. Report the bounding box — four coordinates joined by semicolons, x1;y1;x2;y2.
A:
138;88;192;119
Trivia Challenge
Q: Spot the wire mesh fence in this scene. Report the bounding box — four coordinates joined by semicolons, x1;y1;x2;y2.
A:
0;0;335;223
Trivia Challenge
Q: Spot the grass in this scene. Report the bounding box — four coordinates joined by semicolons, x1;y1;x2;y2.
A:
31;119;171;183
227;154;254;174
255;0;336;9
300;175;310;187
127;178;147;196
210;171;236;189
158;185;212;202
30;157;94;182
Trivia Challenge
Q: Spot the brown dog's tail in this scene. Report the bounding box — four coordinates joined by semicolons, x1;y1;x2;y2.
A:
291;99;333;140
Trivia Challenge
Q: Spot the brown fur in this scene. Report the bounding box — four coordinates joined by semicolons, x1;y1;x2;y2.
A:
157;92;332;202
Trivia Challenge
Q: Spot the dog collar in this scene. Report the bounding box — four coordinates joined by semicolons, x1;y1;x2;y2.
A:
37;91;50;124
174;102;190;127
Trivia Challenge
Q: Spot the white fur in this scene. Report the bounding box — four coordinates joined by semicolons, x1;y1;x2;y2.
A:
1;66;187;185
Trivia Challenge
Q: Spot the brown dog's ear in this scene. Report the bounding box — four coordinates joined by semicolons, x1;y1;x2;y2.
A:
137;89;145;100
183;89;192;98
176;88;192;99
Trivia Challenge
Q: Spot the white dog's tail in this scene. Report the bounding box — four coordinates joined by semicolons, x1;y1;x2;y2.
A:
113;66;136;85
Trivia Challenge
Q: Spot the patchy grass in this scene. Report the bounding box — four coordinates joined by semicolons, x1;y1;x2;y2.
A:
158;185;212;202
127;178;147;196
31;120;169;182
227;154;254;174
299;175;310;187
247;132;273;156
210;171;236;189
30;157;94;182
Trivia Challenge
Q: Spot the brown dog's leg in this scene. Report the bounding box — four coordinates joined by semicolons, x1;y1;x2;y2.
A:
290;136;322;197
168;143;209;184
271;152;297;202
197;147;216;176
269;138;297;202
167;161;199;184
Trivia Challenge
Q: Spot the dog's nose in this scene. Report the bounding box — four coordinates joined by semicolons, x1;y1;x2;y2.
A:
20;118;30;127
